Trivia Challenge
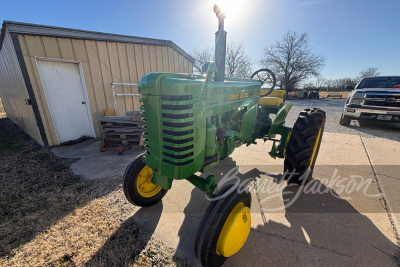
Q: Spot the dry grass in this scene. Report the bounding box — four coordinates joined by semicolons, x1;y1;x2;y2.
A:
287;91;350;99
319;91;350;98
0;118;189;267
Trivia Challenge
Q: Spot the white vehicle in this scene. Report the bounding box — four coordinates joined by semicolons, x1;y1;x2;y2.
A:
339;76;400;125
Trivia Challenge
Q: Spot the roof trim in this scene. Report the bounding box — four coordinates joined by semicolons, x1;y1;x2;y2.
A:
0;21;194;63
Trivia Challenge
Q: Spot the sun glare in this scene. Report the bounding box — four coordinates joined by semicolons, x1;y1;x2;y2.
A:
213;0;246;19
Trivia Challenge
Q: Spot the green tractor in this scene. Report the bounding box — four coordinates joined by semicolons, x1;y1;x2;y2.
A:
123;5;326;267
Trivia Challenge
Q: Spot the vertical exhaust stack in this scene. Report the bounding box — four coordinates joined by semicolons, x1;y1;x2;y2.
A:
214;4;226;82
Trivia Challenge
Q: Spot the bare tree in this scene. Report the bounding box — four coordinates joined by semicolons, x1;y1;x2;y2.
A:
190;42;253;78
260;32;325;92
314;77;326;90
359;67;381;79
225;42;253;78
190;47;214;75
325;79;334;91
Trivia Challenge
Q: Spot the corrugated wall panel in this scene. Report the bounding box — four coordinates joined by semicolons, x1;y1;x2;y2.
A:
155;46;163;72
167;47;175;72
0;31;42;144
85;40;108;119
125;43;140;110
72;40;101;137
117;42;134;113
148;45;158;72
162;46;169;72
107;42;126;115
58;38;75;60
17;34;193;145
20;35;58;145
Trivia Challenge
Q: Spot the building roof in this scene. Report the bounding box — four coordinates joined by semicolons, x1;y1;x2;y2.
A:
0;21;194;63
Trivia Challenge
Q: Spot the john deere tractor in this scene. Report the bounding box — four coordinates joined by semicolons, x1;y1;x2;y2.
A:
123;5;326;267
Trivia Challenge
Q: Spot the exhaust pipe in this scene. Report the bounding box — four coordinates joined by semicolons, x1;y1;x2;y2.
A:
214;4;226;82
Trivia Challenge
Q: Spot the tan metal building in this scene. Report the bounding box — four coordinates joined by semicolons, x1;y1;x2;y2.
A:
0;21;194;146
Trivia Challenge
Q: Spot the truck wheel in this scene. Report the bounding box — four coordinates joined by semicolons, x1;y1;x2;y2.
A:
339;113;351;125
123;153;167;207
195;184;251;267
284;108;326;185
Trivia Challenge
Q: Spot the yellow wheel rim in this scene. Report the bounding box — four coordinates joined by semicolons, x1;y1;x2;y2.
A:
309;127;322;167
216;202;251;257
136;166;162;198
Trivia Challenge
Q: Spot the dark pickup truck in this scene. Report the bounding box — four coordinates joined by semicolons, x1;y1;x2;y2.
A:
339;76;400;125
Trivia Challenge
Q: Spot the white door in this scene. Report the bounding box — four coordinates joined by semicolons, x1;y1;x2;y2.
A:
37;60;95;143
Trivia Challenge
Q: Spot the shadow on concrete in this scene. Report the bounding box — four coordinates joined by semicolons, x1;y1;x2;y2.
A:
85;203;163;267
342;119;400;141
170;157;400;266
228;179;400;266
172;158;265;264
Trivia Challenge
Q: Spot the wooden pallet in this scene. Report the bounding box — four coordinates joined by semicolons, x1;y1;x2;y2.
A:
95;115;143;155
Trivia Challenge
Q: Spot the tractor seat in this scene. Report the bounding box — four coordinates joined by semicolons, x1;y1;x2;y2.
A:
259;90;286;106
260;89;286;98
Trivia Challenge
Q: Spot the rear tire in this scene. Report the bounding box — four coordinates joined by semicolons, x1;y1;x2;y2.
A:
339;113;351;125
284;108;326;185
123;153;167;207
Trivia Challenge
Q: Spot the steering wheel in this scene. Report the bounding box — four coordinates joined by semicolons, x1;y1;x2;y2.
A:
250;68;277;97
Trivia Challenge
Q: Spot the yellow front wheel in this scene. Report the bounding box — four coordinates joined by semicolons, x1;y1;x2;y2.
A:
123;153;167;207
195;184;252;267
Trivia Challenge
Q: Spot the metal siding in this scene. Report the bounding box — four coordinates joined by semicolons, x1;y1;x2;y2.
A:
183;58;188;74
107;42;126;115
162;46;169;72
142;45;151;74
22;35;59;145
178;54;184;73
189;62;193;74
173;50;180;73
14;33;192;144
167;47;175;72
148;45;157;72
134;44;145;81
155;46;163;72
0;31;43;144
85;40;108;136
117;42;134;112
126;43;140;110
41;36;61;58
73;40;101;137
96;41;114;111
58;38;75;60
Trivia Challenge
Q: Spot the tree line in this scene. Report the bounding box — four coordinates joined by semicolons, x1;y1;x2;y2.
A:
302;67;381;91
190;32;380;92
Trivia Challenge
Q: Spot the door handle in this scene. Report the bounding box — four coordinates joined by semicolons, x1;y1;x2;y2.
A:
82;101;86;104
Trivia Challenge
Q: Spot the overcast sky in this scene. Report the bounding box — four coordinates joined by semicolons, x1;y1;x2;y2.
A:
1;0;399;80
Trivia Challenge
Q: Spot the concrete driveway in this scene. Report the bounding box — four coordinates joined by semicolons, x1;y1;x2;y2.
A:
52;118;400;266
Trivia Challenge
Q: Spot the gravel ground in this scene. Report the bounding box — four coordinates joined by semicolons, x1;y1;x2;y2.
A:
285;98;400;141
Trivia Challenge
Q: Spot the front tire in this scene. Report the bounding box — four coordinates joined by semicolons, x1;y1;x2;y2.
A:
284;108;326;185
195;184;252;267
339;113;351;125
123;153;167;207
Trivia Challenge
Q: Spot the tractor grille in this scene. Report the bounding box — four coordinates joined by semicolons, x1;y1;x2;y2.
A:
160;95;195;166
363;94;400;108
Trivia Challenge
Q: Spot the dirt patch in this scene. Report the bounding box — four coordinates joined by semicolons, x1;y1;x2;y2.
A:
0;118;189;266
